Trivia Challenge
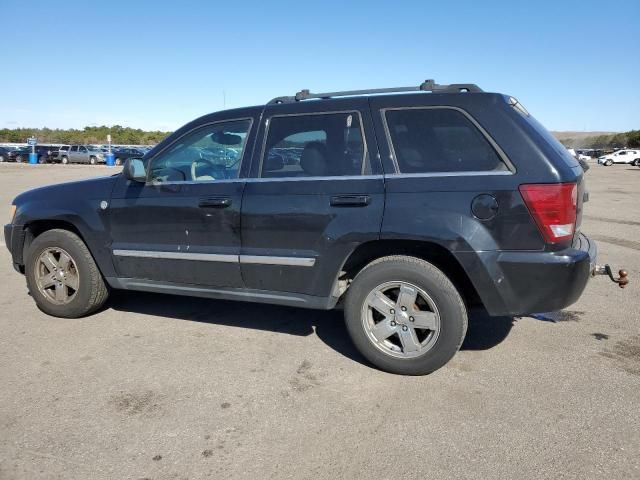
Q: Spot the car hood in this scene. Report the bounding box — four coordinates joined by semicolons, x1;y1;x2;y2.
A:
13;175;119;208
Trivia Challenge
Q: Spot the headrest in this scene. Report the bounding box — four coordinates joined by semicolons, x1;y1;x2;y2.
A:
300;142;327;176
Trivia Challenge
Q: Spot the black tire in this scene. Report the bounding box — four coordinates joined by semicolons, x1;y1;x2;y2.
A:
25;229;109;318
0;155;4;163
89;156;97;165
61;156;68;165
115;158;122;166
605;160;613;166
344;255;467;375
633;159;640;167
16;155;23;163
38;156;46;164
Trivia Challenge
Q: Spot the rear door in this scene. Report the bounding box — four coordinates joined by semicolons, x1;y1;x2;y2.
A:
240;98;385;299
69;146;79;163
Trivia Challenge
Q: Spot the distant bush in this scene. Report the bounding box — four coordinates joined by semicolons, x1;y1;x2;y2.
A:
558;130;640;149
0;125;171;145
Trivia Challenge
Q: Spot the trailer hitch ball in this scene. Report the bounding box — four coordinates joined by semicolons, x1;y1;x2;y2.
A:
592;264;629;288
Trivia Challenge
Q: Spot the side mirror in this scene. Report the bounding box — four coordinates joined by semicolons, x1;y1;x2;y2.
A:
123;158;146;182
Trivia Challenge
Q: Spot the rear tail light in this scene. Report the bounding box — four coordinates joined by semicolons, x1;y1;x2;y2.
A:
519;183;577;244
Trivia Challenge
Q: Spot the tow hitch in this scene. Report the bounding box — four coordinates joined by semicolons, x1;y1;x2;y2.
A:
592;264;629;288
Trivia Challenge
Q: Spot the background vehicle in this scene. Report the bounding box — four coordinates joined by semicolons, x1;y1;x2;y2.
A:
597;149;640;166
5;80;609;375
113;147;145;165
0;146;14;162
60;145;105;164
6;146;31;163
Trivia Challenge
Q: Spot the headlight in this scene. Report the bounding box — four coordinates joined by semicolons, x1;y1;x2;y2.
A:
9;204;16;223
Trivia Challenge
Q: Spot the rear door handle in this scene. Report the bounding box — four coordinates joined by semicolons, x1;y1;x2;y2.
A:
330;195;371;207
199;197;232;208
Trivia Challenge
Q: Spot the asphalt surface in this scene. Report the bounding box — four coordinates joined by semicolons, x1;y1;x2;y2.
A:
0;162;638;480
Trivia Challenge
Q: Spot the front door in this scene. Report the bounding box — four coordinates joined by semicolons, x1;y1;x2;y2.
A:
108;115;257;287
240;99;385;299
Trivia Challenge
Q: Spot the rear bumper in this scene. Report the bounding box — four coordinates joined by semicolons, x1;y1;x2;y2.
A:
457;233;596;316
4;223;25;273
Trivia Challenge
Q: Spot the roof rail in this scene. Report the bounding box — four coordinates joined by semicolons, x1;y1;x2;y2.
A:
267;79;483;104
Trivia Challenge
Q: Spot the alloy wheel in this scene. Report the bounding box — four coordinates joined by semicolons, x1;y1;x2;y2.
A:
361;281;441;359
34;247;80;305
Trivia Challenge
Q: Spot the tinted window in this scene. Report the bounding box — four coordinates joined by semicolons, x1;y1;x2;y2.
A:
261;112;366;178
385;108;507;173
149;119;251;183
70;146;78;152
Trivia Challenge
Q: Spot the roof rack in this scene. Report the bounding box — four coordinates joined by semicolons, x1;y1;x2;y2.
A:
268;79;483;104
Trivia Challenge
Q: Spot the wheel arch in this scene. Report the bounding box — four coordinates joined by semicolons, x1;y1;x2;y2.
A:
22;219;87;262
338;239;482;308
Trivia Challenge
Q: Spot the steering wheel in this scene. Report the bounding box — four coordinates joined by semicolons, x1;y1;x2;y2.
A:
191;155;220;181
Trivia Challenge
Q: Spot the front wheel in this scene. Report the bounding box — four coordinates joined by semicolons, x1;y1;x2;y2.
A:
16;155;24;163
89;156;97;165
25;229;109;318
115;158;122;166
61;156;68;164
633;159;640;167
344;256;467;375
0;155;4;162
605;160;613;166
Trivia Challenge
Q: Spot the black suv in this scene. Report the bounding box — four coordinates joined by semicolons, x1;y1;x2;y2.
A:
4;80;601;375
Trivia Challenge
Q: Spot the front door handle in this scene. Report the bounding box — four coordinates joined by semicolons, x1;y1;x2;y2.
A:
199;197;232;208
330;195;371;207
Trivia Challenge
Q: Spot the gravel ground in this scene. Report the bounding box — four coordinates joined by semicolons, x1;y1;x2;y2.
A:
0;162;638;480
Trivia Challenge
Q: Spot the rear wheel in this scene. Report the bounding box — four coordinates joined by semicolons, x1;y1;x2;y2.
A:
89;156;97;165
16;155;24;163
344;256;467;375
633;159;640;167
605;160;613;166
61;156;68;164
25;229;109;318
115;158;122;166
0;155;4;162
38;156;46;164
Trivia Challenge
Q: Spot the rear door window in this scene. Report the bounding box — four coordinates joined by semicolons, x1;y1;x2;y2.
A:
384;108;507;174
261;112;367;178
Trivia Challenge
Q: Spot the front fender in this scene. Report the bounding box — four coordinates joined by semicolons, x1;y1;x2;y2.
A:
11;176;118;277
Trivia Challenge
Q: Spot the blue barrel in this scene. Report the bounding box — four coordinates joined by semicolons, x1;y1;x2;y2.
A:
105;153;115;167
28;152;38;164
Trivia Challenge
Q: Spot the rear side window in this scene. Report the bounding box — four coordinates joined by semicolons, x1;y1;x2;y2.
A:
384;108;507;174
261;112;366;178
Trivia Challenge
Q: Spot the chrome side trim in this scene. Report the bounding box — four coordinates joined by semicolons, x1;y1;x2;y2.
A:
240;255;316;267
113;250;316;267
245;174;384;183
113;250;238;263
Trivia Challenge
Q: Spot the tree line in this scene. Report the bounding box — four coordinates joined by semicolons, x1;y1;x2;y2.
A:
2;125;638;150
559;130;640;150
0;125;171;145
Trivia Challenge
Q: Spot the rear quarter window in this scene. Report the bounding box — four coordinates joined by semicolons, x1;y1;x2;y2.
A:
507;97;579;168
384;108;508;174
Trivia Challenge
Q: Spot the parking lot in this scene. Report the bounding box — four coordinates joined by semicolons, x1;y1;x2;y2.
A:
0;163;638;479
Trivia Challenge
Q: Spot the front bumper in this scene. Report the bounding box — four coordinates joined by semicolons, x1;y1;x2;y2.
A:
457;233;596;316
4;223;25;273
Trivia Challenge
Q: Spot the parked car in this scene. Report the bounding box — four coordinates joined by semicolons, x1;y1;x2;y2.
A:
58;145;105;165
0;146;15;162
6;146;31;163
113;147;145;165
4;80;610;375
597;149;640;166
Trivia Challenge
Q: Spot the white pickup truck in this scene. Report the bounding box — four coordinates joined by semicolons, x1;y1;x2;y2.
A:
597;149;640;166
